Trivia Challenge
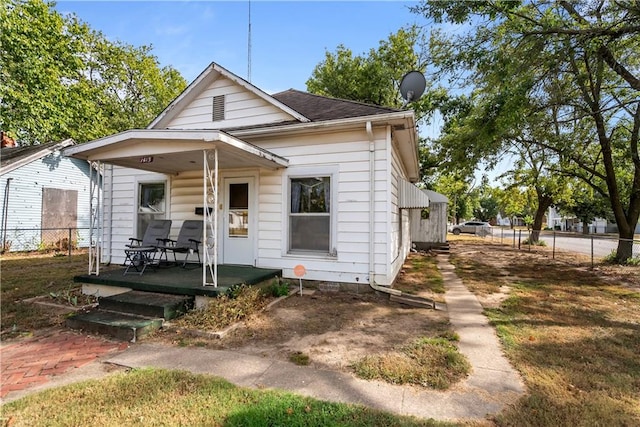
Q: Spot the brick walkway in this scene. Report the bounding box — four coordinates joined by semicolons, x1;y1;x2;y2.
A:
1;329;128;399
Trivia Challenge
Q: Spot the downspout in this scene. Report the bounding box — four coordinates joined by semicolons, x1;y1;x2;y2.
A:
366;121;401;296
2;178;13;252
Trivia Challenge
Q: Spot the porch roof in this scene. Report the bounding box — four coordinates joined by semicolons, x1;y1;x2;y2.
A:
63;129;289;174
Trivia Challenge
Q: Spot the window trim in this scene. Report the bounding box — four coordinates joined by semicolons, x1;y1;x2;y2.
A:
283;166;338;258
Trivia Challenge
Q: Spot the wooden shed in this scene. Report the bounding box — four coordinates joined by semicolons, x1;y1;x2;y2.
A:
410;189;449;249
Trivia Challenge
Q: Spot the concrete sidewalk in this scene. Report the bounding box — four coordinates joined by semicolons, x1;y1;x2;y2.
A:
2;255;526;422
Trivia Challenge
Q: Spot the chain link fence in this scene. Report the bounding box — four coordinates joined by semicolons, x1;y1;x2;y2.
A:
0;227;92;256
488;227;640;267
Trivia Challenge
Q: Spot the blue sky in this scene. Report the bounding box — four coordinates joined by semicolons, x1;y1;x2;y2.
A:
55;1;424;95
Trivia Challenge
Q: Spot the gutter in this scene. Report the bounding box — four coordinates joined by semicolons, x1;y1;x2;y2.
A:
232;111;416;139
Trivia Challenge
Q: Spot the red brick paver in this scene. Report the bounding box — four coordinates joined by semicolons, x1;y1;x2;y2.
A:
1;329;128;399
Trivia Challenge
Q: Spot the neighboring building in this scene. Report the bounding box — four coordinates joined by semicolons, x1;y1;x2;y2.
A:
411;189;448;248
64;62;429;287
547;206;607;233
0;139;96;252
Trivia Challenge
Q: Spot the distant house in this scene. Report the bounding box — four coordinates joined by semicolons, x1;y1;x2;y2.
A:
64;62;429;287
0;139;96;252
547;206;608;233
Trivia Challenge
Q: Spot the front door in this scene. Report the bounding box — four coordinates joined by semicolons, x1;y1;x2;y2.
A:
223;177;254;265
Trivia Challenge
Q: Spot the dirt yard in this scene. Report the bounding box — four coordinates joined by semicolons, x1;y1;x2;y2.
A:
153;238;640;375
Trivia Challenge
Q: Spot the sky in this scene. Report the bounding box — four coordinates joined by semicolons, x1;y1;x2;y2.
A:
55;1;425;95
53;1;497;180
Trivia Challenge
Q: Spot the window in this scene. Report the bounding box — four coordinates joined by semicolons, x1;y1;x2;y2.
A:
137;182;165;238
212;95;225;121
228;183;249;238
289;176;331;253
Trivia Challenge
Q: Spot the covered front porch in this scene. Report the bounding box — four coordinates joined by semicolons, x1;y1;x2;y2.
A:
75;263;282;298
63;129;289;288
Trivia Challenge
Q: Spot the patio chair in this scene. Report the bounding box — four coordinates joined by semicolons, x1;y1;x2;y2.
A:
157;220;203;268
123;219;172;275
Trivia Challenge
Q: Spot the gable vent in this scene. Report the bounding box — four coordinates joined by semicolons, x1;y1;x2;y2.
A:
212;95;225;121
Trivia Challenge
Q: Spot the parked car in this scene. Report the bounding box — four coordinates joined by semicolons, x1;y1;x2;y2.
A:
450;221;492;235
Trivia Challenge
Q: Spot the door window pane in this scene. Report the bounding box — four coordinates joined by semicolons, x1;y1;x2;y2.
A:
137;183;165;238
229;183;249;238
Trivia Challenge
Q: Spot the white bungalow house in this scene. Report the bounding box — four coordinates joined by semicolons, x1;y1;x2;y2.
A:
1;139;96;253
63;62;429;288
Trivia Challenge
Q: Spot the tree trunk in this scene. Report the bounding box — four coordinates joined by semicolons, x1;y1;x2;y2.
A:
582;220;590;235
530;194;553;243
615;231;636;262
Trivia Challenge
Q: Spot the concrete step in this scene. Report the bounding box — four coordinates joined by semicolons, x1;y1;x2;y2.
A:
98;290;194;320
66;310;163;342
390;293;436;309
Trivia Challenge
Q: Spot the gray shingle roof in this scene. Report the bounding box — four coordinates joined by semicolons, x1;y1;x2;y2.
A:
0;141;60;168
271;89;400;122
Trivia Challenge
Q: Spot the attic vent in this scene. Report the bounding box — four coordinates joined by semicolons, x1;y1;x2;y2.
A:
212;95;225;121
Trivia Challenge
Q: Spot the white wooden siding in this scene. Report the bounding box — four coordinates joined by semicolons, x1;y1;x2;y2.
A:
387;140;413;285
102;166;170;264
102;124;412;286
166;77;295;129
253;127;393;285
0;153;93;252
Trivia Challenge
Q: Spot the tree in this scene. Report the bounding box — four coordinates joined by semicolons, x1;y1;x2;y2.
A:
0;0;187;145
306;25;449;186
473;177;499;223
413;1;640;261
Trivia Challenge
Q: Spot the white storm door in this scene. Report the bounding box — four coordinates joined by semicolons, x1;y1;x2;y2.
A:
223;177;255;265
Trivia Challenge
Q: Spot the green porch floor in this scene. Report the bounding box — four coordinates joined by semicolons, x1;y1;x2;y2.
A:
74;264;282;297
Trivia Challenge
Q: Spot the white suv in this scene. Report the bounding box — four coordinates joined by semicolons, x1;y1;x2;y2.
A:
450;221;492;235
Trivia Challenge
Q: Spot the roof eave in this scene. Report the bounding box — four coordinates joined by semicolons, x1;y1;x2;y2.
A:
1;139;75;176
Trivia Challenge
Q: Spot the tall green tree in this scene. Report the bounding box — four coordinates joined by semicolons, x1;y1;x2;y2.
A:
306;25;448;185
307;26;429;110
414;0;640;261
0;0;187;145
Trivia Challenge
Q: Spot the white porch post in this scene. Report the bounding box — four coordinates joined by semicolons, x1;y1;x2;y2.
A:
88;160;101;275
203;148;218;286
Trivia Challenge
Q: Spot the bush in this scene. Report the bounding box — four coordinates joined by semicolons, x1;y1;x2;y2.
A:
266;279;290;297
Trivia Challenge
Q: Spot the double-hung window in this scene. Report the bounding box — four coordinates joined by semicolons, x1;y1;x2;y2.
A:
289;176;331;254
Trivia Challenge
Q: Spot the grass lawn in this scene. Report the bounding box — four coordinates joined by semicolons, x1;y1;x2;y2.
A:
1;368;451;427
2;241;639;426
1;253;92;338
448;238;640;426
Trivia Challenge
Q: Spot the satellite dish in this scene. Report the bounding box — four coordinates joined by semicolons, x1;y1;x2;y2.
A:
399;71;426;104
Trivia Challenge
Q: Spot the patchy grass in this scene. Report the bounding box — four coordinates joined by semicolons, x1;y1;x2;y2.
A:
1;254;90;339
393;252;445;297
449;240;640;426
0;368;453;427
289;351;310;366
351;333;471;390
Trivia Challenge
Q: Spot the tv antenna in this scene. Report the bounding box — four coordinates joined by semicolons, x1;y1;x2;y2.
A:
399;71;426;107
247;0;252;82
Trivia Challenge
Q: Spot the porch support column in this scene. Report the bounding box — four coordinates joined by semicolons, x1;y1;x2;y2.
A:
88;160;101;275
203;148;218;286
